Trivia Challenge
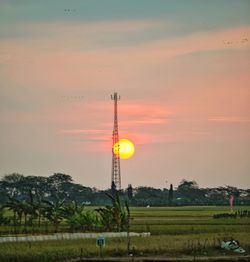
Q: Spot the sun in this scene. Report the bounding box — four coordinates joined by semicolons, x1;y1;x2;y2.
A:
113;139;135;159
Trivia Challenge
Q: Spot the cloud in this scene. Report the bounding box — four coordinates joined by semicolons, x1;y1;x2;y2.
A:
117;102;173;129
208;117;250;123
120;118;168;126
30;19;165;34
59;101;174;151
120;26;250;62
1;20;249;155
119;103;173;116
61;129;109;134
1;20;249;60
0;23;249;99
0;18;168;50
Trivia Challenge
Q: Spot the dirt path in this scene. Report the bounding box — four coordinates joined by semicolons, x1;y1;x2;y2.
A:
68;255;250;261
0;232;150;243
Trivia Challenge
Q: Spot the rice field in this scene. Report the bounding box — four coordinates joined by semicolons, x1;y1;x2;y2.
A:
0;206;250;261
129;206;250;236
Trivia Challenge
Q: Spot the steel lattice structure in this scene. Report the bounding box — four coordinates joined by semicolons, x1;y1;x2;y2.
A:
111;92;121;190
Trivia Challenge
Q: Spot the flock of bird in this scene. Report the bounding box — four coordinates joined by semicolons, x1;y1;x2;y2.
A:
223;38;248;45
64;9;76;13
62;8;249;47
59;96;84;102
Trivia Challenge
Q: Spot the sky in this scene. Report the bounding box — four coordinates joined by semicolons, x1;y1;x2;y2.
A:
0;0;250;190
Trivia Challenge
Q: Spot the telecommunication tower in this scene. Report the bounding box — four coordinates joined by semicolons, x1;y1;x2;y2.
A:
111;92;121;190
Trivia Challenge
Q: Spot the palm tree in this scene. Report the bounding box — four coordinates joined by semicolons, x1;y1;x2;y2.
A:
33;200;45;228
4;197;23;233
0;206;10;226
19;201;31;229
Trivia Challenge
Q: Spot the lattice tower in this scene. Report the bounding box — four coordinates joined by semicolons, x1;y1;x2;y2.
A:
111;92;121;190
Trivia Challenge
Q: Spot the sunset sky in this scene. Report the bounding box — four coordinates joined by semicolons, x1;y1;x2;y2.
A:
0;1;249;189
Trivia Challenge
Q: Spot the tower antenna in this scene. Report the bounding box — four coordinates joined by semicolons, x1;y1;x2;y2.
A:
111;92;121;190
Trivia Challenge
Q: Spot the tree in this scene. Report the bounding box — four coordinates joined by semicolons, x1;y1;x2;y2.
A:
1;173;25;198
4;197;24;233
22;176;49;202
168;184;173;206
176;179;206;205
66;184;93;203
125;199;131;254
0;206;10;226
111;181;117;196
42;199;66;232
127;184;133;200
96;193;130;232
64;201;99;231
133;187;165;206
33;200;45;228
48;173;73;200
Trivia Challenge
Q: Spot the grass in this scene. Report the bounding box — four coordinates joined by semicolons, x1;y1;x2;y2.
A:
130;206;250;217
0;233;249;261
0;206;250;261
129;206;250;235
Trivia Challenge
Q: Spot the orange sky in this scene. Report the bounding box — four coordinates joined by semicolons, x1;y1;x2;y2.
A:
0;1;249;189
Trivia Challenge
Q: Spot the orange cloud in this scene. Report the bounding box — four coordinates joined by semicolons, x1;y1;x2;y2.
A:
1;21;249;154
24;18;166;35
208;117;250;123
61;129;110;134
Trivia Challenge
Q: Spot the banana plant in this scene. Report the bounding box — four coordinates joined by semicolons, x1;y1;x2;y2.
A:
42;199;65;232
96;193;130;232
4;197;23;226
0;206;10;226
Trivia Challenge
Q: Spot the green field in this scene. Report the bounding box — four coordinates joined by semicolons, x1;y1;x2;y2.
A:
0;206;250;261
129;206;250;235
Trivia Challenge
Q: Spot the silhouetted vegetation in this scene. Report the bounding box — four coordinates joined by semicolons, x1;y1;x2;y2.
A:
213;210;250;219
168;183;174;206
0;190;130;235
0;174;249;207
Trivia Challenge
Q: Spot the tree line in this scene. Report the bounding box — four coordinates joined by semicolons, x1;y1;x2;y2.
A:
0;189;130;235
0;173;249;207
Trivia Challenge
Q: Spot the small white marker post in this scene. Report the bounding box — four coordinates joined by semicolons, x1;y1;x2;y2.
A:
96;236;105;258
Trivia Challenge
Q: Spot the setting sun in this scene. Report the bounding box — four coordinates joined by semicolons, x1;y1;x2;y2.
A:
113;139;135;159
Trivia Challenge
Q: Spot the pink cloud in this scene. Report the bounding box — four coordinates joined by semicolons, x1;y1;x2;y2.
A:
61;129;110;134
119;103;173;117
25;18;166;35
134;26;250;61
1;21;249;154
59;113;170;150
1;24;249;101
208;117;250;123
1;23;249;67
119;118;168;126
